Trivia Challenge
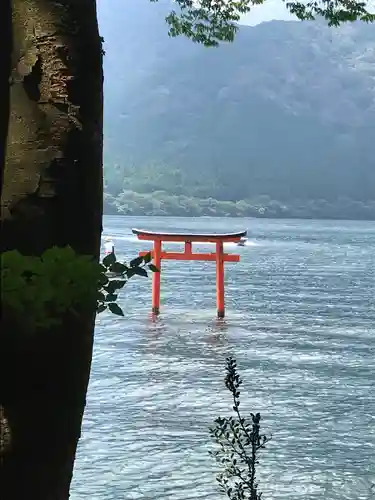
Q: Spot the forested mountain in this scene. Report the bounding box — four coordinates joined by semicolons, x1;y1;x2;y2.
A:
99;0;375;219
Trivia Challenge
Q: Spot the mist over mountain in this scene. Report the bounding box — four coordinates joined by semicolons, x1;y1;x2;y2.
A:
99;0;375;219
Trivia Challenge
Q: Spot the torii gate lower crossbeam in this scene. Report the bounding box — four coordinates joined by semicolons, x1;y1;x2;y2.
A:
132;228;247;318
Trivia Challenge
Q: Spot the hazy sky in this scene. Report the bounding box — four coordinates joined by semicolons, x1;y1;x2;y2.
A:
97;0;374;28
241;0;296;25
243;0;375;25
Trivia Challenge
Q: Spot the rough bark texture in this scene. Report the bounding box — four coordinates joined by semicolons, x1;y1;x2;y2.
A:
1;0;103;254
0;1;103;498
0;1;12;174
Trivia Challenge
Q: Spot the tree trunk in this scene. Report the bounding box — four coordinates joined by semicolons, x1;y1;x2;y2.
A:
0;1;12;172
0;1;103;498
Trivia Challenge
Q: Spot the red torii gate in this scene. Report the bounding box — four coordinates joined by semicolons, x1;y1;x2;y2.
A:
132;228;247;318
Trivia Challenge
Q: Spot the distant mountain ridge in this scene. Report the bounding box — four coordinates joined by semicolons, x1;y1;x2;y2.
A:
99;0;375;218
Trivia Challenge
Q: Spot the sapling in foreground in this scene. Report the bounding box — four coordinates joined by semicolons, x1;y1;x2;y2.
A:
210;357;270;500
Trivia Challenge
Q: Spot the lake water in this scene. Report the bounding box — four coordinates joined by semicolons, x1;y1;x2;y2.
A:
71;216;375;500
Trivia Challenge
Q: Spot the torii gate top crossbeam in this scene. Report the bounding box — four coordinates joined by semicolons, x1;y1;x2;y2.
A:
132;228;247;243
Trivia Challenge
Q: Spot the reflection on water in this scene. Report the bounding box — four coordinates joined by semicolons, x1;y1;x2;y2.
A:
72;217;375;500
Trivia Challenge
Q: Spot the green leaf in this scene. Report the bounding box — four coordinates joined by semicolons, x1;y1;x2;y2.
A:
108;302;124;316
143;252;152;264
98;273;109;286
105;293;118;302
126;268;136;279
106;279;126;293
132;267;148;278
2;246;130;332
148;264;159;273
130;255;144;268
97;303;107;313
102;253;116;268
109;261;127;274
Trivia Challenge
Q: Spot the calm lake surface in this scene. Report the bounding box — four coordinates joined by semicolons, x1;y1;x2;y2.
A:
71;216;375;500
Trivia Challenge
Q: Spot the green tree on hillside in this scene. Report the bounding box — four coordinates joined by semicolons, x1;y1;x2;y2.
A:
1;1;373;499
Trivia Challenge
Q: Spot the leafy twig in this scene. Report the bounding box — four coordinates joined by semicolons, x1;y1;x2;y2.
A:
209;357;270;500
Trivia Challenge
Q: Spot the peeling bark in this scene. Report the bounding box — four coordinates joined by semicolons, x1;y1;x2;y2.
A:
1;0;103;255
0;0;12;176
0;1;103;498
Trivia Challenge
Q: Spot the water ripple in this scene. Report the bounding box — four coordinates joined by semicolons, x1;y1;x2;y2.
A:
71;217;375;500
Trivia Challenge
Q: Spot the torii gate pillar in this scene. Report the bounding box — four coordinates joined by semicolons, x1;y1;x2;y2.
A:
215;241;225;318
133;228;247;318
